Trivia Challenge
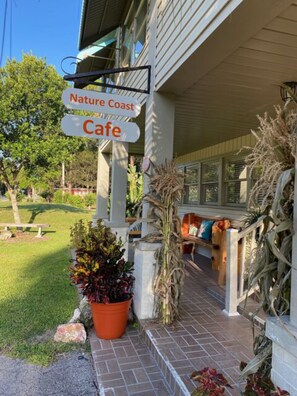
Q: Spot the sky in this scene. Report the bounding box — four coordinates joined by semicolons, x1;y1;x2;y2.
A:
0;0;82;75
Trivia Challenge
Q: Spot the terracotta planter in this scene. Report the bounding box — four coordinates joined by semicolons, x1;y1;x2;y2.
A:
90;299;132;340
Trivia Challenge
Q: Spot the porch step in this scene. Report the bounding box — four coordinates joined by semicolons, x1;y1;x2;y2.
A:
89;326;172;395
139;321;191;396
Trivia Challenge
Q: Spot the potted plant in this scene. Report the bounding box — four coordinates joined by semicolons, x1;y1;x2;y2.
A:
69;219;134;340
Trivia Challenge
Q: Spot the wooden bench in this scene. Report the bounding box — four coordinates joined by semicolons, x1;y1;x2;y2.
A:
0;223;50;238
181;214;231;285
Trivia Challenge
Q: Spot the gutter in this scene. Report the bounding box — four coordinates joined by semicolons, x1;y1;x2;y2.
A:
78;0;88;51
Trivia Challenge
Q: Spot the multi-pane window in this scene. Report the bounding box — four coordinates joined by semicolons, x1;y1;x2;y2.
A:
133;0;147;61
181;156;252;207
183;165;199;204
224;159;247;205
121;0;147;67
201;161;220;204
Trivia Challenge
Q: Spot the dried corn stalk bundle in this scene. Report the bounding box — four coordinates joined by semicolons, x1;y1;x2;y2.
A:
241;105;296;379
142;159;185;325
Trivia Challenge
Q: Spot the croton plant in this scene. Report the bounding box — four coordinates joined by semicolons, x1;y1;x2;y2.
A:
69;219;134;304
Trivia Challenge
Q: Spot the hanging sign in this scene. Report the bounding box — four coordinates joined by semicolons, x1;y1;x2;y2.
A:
62;88;141;118
61;114;140;143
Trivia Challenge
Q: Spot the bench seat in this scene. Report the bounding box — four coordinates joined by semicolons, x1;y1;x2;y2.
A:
0;223;50;238
181;213;231;285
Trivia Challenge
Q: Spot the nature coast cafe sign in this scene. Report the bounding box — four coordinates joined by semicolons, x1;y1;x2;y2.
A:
61;88;141;143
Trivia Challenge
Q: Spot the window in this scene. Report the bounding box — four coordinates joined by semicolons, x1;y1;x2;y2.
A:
121;0;147;67
181;155;253;207
133;0;147;62
201;161;220;204
224;158;247;205
183;165;199;204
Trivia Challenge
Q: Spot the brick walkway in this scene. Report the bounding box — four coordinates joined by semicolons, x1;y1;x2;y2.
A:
89;256;256;395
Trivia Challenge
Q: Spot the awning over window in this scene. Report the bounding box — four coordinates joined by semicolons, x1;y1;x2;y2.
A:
75;33;116;88
78;0;128;51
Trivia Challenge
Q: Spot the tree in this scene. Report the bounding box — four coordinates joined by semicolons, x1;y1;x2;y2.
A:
0;54;81;222
67;141;98;189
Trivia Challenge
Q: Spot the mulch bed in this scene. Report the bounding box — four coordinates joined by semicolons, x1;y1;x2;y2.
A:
1;231;49;243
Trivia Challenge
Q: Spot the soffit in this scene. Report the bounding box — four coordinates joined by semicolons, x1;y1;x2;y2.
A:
75;42;116;88
79;0;129;50
172;2;297;157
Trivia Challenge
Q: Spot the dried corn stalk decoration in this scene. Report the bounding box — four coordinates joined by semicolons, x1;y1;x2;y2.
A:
240;104;297;379
142;159;185;325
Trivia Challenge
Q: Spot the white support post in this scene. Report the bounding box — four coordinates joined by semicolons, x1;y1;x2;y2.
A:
223;228;240;316
110;141;128;225
108;141;129;260
93;148;110;224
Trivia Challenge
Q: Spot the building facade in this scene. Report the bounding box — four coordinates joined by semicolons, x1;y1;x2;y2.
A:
73;1;297;393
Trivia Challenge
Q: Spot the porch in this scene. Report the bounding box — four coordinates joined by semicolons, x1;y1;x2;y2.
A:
89;255;257;396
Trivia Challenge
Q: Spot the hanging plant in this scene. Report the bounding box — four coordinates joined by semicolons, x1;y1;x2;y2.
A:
141;159;185;325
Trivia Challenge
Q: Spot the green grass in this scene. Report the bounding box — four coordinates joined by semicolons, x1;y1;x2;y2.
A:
0;201;94;365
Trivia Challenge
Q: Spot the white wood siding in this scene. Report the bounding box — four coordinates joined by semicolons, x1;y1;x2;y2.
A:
119;44;149;106
155;0;241;89
176;133;256;164
178;204;246;228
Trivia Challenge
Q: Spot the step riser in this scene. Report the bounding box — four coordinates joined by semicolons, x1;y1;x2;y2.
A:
140;325;191;396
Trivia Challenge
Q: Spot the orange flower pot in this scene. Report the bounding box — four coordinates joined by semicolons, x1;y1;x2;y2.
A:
90;299;132;340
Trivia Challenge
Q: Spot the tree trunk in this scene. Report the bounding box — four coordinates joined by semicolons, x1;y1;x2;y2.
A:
8;188;21;224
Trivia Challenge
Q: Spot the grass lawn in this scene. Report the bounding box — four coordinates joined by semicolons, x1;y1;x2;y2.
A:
0;201;94;365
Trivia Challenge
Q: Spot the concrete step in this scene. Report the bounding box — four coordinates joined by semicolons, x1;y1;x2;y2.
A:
139;321;191;396
89;326;172;395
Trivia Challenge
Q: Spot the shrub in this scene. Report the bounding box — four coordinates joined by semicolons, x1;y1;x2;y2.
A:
53;190;64;204
84;193;96;208
190;368;232;395
67;195;84;208
69;220;134;303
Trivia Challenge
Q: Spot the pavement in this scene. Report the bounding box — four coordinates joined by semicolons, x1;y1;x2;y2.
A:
0;351;99;396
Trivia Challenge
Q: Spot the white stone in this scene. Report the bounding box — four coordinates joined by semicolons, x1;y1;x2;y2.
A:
0;231;12;240
68;308;81;323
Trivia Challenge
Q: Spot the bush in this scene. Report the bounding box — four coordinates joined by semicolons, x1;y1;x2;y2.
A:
84;193;96;208
53;190;64;204
67;194;84;208
40;189;54;203
70;219;134;303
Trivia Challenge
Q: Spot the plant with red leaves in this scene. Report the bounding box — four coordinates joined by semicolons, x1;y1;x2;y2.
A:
190;367;232;395
69;219;134;303
240;362;290;395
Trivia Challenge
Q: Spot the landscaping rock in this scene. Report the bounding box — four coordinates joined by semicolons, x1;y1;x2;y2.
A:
0;231;13;240
68;308;81;324
54;323;86;343
68;298;93;329
79;297;93;328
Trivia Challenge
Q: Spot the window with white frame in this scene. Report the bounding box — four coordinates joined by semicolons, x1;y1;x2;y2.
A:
224;158;247;205
121;0;147;67
183;164;199;204
201;161;220;204
181;155;252;207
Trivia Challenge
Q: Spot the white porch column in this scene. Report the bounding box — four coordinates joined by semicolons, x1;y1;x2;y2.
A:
133;242;161;320
141;92;175;236
223;228;240;317
110;141;128;224
109;141;129;260
265;151;297;395
93;147;110;224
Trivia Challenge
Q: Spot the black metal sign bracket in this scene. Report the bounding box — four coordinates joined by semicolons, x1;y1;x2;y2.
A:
64;65;151;95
